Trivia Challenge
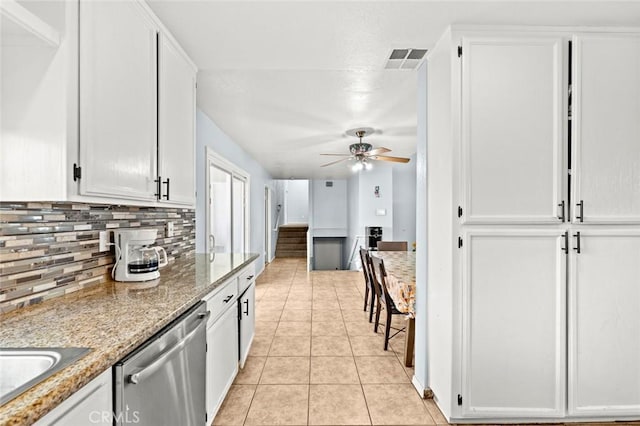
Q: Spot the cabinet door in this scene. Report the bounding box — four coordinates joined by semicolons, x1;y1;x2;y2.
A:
461;230;566;418
79;0;157;201
568;230;640;416
206;304;239;421
239;282;255;368
158;34;196;206
35;369;112;425
571;34;640;223
461;37;565;224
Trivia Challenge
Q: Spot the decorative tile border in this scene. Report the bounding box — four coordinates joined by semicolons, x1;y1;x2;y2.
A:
0;202;195;313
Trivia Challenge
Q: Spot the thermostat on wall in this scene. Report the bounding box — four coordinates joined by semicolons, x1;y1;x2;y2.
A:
375;209;387;216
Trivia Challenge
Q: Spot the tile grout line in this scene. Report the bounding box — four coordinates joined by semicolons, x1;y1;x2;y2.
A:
343;278;375;426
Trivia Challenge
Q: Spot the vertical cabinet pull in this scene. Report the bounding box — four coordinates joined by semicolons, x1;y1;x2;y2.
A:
154;176;162;200
243;299;249;316
573;232;581;254
162;177;170;200
576;200;584;222
562;232;569;254
558;201;565;222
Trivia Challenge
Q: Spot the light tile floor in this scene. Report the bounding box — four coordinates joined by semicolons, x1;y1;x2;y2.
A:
213;258;640;426
213;257;437;426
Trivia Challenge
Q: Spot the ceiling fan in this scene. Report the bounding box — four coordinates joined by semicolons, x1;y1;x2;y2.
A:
320;127;410;170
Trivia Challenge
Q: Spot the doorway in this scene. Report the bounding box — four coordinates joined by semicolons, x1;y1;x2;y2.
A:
205;148;249;254
264;186;272;263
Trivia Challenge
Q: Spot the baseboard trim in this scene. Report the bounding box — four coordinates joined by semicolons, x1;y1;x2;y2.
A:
412;375;433;399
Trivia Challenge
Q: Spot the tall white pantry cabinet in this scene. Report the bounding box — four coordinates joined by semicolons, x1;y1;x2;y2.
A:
426;26;640;423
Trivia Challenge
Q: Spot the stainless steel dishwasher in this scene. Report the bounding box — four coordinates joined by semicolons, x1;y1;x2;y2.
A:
114;301;209;426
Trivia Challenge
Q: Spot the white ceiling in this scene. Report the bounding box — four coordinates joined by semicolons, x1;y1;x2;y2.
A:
147;0;640;179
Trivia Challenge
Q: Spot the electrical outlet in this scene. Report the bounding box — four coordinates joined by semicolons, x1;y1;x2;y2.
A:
99;231;109;252
166;222;174;238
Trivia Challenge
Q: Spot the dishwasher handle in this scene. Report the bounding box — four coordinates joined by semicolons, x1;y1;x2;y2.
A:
129;311;210;385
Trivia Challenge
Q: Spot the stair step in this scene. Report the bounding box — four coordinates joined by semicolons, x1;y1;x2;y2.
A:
278;236;307;244
278;231;307;238
276;249;307;258
276;243;307;250
279;225;308;231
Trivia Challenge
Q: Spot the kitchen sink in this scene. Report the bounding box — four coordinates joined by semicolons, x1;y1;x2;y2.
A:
0;348;90;405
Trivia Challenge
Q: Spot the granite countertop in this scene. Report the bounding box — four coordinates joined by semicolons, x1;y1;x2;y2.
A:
0;252;258;426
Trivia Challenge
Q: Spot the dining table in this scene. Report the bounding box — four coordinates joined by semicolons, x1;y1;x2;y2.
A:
371;250;416;367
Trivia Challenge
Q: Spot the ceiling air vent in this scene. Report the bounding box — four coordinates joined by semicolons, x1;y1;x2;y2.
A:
385;48;427;70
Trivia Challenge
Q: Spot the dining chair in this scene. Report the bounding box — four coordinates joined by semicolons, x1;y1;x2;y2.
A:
376;241;408;251
370;255;408;350
359;248;377;323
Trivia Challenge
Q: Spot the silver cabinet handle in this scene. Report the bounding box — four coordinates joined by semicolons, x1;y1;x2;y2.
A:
128;311;210;385
209;235;215;262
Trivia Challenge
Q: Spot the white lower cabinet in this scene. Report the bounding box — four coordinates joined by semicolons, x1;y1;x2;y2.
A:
205;280;240;424
239;281;256;368
35;368;112;426
462;230;566;418
568;230;640;416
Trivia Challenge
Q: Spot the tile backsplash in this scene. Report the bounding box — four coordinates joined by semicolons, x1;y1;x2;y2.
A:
0;202;195;313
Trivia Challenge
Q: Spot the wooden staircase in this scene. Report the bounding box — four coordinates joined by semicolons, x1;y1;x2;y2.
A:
275;224;308;258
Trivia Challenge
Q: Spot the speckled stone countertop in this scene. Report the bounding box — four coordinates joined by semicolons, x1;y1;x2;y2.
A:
0;252;258;426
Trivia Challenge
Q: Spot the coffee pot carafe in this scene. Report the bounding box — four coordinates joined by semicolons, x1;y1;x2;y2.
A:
113;229;168;282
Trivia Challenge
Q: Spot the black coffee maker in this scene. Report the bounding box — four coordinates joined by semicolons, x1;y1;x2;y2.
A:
365;226;382;250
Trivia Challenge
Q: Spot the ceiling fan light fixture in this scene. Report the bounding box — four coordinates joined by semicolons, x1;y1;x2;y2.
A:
352;162;364;172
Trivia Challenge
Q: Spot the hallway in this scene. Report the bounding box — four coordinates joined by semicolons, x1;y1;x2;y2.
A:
213;257;443;425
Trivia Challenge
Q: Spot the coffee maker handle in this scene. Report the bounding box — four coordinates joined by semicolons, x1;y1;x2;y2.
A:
155;247;168;268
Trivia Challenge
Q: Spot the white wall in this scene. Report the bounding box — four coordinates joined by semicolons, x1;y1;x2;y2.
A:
347;173;361;269
284;180;309;224
346;160;417;269
414;56;431;405
358;164;394;241
310;179;347;236
196;109;274;271
424;29;456;419
393;154;417;248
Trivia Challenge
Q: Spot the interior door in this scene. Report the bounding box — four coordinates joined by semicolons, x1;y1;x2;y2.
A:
568;229;640;416
461;36;565;224
232;176;246;253
461;230;566;418
158;34;196;206
79;0;157;200
571;34;640;223
209;164;232;253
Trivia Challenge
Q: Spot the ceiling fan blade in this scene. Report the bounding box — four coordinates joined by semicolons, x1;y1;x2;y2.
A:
373;155;410;163
320;153;351;157
320;158;350;167
365;147;391;156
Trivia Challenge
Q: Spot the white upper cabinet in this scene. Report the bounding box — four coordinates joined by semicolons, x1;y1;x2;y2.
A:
461;230;566;418
461;36;565;224
568;230;640;416
79;0;158;201
571;34;640;223
158;34;196;205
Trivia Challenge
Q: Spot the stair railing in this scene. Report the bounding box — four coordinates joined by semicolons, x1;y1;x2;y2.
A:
273;204;282;232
